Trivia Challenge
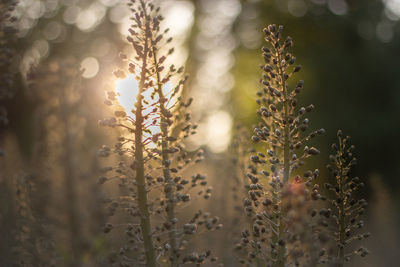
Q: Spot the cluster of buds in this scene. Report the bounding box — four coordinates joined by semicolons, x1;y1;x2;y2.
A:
317;130;369;265
252;24;325;176
239;24;326;266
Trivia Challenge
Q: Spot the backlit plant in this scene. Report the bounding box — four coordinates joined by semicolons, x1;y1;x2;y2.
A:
318;130;370;266
0;0;376;265
236;24;369;267
98;1;220;266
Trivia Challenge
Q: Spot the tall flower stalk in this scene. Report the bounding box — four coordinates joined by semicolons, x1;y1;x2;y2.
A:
99;1;219;266
150;18;179;267
321;130;369;266
100;0;157;265
240;24;324;266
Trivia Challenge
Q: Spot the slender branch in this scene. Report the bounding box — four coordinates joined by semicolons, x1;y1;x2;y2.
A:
152;42;179;266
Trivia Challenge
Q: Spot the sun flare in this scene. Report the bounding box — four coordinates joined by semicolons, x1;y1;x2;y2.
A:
114;74;176;146
115;74;138;118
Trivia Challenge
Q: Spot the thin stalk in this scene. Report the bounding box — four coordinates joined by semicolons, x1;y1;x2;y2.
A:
272;46;290;267
337;137;345;267
134;2;157;266
276;49;290;184
270;187;283;267
152;46;179;266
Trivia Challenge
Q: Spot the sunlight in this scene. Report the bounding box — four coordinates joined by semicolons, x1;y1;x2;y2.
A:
384;0;400;19
115;74;158;145
162;1;194;37
3;0;384;265
115;74;175;117
80;57;99;79
206;110;232;153
115;74;176;146
115;74;138;118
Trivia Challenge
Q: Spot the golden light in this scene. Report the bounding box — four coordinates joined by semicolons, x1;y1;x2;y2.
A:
115;74;175;116
115;74;175;146
115;74;138;118
80;57;99;79
110;0;237;152
206;110;233;153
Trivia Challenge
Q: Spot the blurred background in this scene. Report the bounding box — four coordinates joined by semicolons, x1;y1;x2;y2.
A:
0;0;399;266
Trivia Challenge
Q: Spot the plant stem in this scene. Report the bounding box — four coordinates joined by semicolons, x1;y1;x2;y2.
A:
337;137;345;267
276;49;290;185
134;2;157;266
271;187;284;267
271;44;290;267
152;46;179;266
